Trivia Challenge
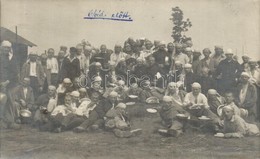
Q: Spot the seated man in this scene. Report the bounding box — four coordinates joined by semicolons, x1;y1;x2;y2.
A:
165;82;186;107
207;89;225;115
33;85;57;126
234;72;257;123
140;80;164;103
104;103;142;138
39;93;75;132
78;88;90;101
113;80;128;101
13;78;34;124
158;96;190;137
183;82;220;132
57;78;74;105
73;91;119;133
126;83;143;101
217;105;259;138
0;81;12;129
221;92;248;118
87;76;104;99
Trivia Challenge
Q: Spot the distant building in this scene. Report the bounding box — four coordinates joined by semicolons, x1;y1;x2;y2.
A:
0;27;37;71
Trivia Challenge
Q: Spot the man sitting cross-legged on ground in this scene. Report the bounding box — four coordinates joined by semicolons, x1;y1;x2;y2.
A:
40;90;100;132
12;78;34;124
157;96;190;137
104;103;142;138
33;85;57;127
183;82;221;132
73;91;119;133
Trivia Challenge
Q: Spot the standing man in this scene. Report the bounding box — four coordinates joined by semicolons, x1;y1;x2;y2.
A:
61;47;81;82
214;49;242;94
21;52;45;98
57;50;66;83
153;41;172;73
0;41;19;89
172;43;189;66
209;46;225;74
46;48;59;86
198;48;211;75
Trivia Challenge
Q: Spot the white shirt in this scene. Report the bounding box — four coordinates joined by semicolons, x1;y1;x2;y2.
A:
29;62;37;77
9;52;13;61
248;69;260;87
47;98;57;112
109;52;127;66
184;92;209;108
57;84;66;93
51;105;68;116
139;49;153;61
46;58;58;74
23;87;28;99
82;55;91;72
173;53;189;66
75;100;95;118
239;83;248;104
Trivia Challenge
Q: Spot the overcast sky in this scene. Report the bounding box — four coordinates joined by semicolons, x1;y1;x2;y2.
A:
1;0;260;60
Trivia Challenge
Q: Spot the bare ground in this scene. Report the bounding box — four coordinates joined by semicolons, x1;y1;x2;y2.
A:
0;104;259;159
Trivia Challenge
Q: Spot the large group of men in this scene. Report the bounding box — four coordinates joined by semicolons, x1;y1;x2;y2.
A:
0;37;259;138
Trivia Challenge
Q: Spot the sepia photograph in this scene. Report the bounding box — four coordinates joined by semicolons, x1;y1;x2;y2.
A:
0;0;260;158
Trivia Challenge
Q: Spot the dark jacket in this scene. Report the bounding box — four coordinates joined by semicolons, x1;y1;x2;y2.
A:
0;53;19;84
215;59;242;81
61;57;80;81
94;99;118;118
20;61;45;86
197;76;216;95
13;85;34;109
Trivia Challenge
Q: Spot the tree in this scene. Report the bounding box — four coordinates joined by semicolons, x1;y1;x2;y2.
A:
170;7;192;43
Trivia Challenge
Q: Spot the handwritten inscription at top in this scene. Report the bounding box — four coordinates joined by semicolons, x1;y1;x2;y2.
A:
84;9;133;22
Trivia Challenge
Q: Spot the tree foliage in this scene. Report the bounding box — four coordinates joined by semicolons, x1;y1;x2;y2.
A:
170;7;192;43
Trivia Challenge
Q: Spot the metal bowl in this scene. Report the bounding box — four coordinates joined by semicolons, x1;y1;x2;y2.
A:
20;109;32;118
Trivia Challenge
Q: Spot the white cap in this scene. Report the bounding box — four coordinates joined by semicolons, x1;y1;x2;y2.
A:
159;41;166;46
71;91;80;97
79;88;87;93
94;76;102;82
85;46;92;51
163;96;172;102
185;47;192;52
192;82;201;88
168;82;177;87
116;103;126;109
208;89;218;95
1;40;12;47
226;49;233;54
118;80;125;86
184;63;192;68
109;91;118;97
48;85;56;90
175;61;182;65
95;62;102;66
242;54;250;58
63;78;72;83
144;80;150;86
